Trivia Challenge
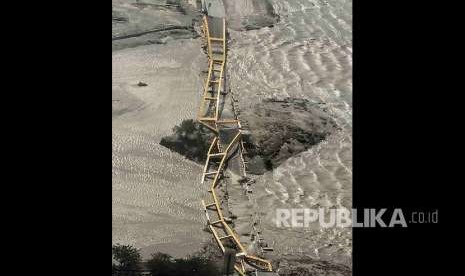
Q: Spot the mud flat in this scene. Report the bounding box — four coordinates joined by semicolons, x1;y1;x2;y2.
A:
112;0;201;51
112;0;211;258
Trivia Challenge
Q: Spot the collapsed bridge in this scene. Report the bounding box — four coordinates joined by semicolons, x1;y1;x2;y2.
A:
196;6;275;276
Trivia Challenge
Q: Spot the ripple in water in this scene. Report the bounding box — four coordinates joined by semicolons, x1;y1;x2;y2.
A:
226;0;352;267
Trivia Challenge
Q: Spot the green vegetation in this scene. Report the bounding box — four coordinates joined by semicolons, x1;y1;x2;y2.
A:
112;244;220;276
112;244;142;273
160;119;214;163
147;252;219;276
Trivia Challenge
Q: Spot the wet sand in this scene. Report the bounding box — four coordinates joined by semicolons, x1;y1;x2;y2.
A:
112;0;210;258
112;0;200;50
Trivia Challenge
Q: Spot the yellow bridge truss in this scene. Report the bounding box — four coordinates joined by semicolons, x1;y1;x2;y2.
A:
197;15;273;275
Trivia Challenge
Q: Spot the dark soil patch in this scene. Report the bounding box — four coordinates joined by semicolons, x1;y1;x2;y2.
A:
276;256;351;276
242;98;339;174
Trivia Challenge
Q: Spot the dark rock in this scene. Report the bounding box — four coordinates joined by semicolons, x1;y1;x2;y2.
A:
137;81;148;87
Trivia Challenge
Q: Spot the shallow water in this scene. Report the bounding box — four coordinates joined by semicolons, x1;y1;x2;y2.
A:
226;0;352;266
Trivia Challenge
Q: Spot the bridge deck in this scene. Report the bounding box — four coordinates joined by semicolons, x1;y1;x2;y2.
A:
197;15;273;275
